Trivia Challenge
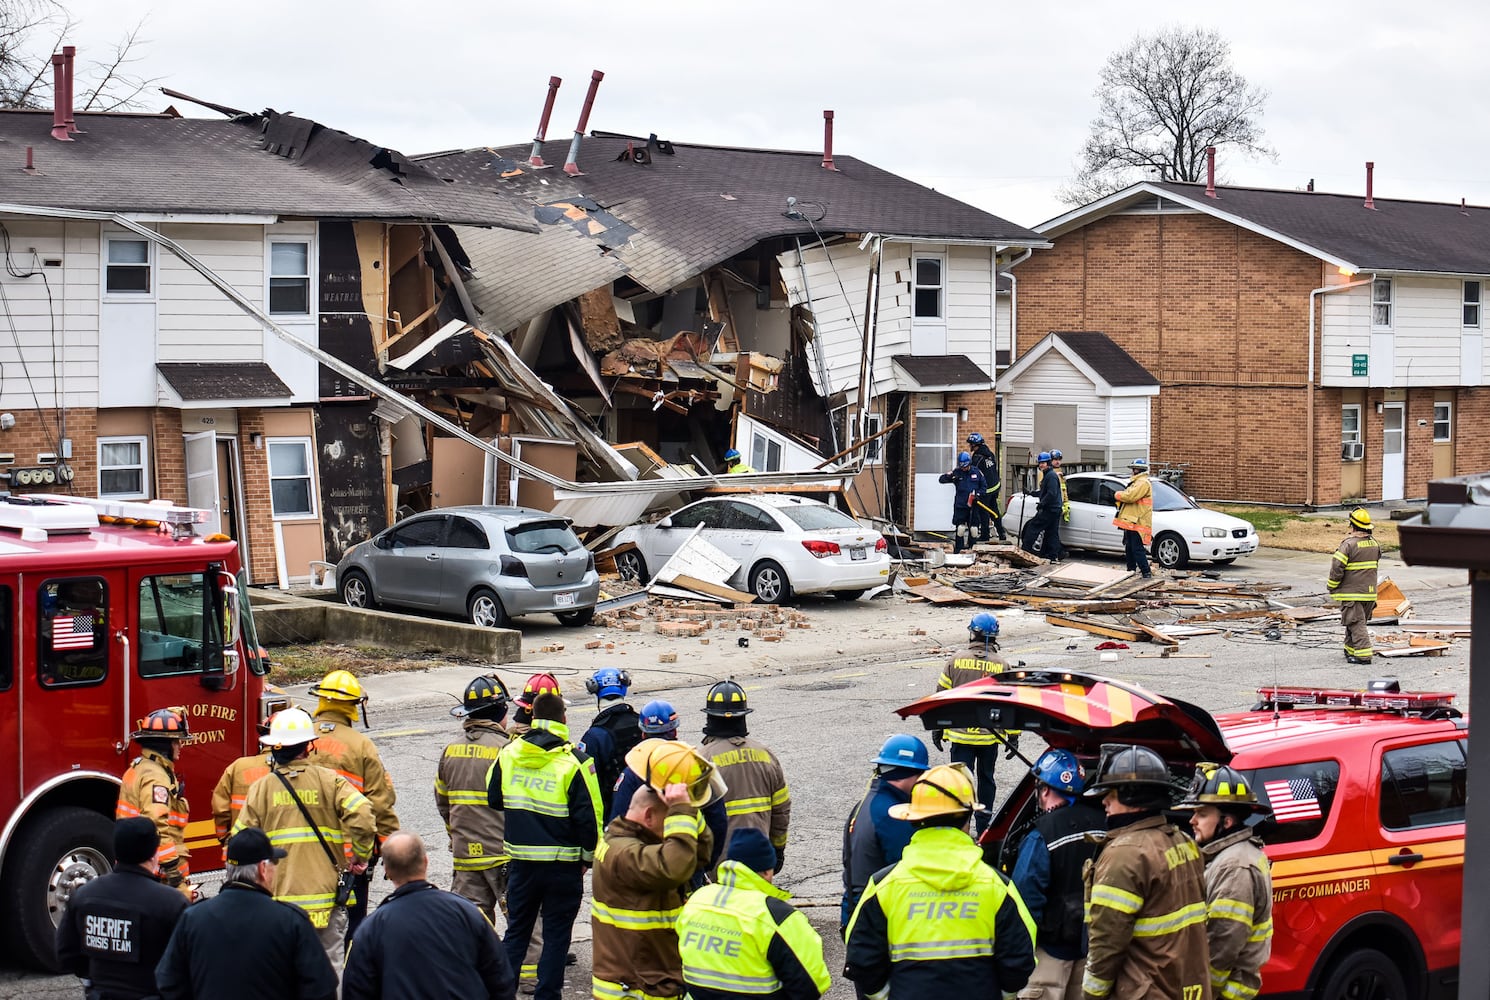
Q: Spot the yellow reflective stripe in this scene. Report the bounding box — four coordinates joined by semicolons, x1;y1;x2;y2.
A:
446;790;488;805
434;778;448;793
277;891;336;907
1208;898;1255;923
1083;969;1114;997
1343;560;1377;569
1211;966;1230;987
590;899;682;930
1332;552;1349;564
506;843;583;861
267;827;347;845
685;965;782;994
887;938;995;961
663;814;700;840
1090;884;1144;914
1133;901;1206;937
937;674;953;689
1344;643;1375;655
1249;917;1273;942
1221;980;1260;1000
725;796;771;817
769;786;790;806
1333;592;1377;600
502;792;571;817
452;856;504;871
592;978;675;1000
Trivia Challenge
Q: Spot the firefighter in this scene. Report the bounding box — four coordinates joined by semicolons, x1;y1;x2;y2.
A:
1051;449;1071;526
931;614;1013;835
1175;763;1274;1000
579;667;644;819
678;827;831;1000
699;678;790;872
591;741;717;1000
1113;458;1153;579
434;674;513;923
233;707;376;978
487;691;603;1000
116;706;194;899
1080;744;1210;1000
724;448;755;474
841;734;929;934
210;715;276;847
967;432;1008;542
1010;749;1105;1000
845;763;1036;997
503;671;563;987
1021;453;1062;559
939;451;988;553
1328;507;1380;664
305;668;400;941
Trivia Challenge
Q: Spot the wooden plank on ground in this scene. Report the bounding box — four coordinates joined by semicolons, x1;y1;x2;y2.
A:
1046;563;1133;588
903;581;975;604
1044;614;1144;642
1131;621;1183;646
1037;600;1142;614
670;574;756;603
979;544;1046;568
1085;570;1139;597
1276;606;1336;622
1375;641;1449;658
1179;608;1276;623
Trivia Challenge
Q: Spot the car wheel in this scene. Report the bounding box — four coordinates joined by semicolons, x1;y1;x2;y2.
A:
833;589;866;601
1212;557;1237;566
556;607;595;627
615;550;649;583
467;588;508;629
0;806;113;970
340;569;375;609
1152;532;1189;569
1316;947;1406;1000
749;560;793;605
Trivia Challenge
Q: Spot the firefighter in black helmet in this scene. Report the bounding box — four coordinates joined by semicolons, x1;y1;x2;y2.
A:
436;674;514;923
699;679;790;873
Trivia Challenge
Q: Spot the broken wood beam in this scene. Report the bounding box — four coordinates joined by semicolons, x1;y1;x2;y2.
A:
1045;614;1144;642
1178;608;1278;623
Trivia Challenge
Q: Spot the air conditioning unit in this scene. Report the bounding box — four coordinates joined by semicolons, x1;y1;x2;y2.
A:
1341;441;1365;461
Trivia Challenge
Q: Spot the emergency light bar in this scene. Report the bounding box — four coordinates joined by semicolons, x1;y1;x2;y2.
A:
1256;684;1457;713
0;495;213;542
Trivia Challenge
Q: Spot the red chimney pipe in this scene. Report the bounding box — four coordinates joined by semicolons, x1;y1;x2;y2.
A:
529;75;561;167
1365;162;1375;210
563;70;604;177
49;55;71;142
822;110;838;171
1204;146;1216;197
23;146;36;174
62;45;78;134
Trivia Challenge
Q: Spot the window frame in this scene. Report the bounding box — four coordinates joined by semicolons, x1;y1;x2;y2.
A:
1464;280;1481;329
1433;401;1452;443
103;235;154;298
37;577;109;689
267;238;313;317
912;254;946;322
1371;277;1393;330
136;572;214;679
1341;403;1363;445
748;424;787;473
1379;739;1467;831
265;436;318;520
97;435;150;500
856;412;885;465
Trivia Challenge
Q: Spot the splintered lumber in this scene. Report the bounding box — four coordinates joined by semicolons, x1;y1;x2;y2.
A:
903;581;975;604
1373;578;1411;618
1398;620;1472;636
1276;606;1336;622
1375;640;1449;658
1032;600;1142;614
979;544;1046;568
1045;614;1144;642
1178;607;1276;623
1129;619;1183;647
669;574;755;604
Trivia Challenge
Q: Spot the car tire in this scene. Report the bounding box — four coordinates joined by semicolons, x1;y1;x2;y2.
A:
556;607;596;627
1152;532;1190;569
749;560;793;605
467;588;509;629
833;589;867;601
1316;947;1406;1000
615;550;649;583
339;569;375;609
0;805;114;971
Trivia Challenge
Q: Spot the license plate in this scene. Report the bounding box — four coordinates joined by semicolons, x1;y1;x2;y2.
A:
554;591;576;607
850;545;867;561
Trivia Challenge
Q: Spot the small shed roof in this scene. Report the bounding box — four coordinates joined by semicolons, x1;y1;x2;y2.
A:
996;332;1159;397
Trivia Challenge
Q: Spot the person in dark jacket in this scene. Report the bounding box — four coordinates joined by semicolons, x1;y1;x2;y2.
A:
967;432;1008;542
1021;452;1064;560
56;817;187;1000
343;831;513;1000
939;451;988;553
155;827;335;1000
578;667;644;819
840;734;928;933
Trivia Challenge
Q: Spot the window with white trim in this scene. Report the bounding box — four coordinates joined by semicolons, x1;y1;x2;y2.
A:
267;438;316;518
913;256;944;319
1464;281;1481;328
105;238;151;294
1341;404;1362;445
1371;278;1393;328
98;436;149;499
856;412;885;464
748;427;784;473
1434;401;1452;442
269;240;311;315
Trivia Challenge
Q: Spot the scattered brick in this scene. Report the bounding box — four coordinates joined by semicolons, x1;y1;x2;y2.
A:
740;620;757;632
699;638;710;645
620;622;642;633
658;652;678;664
584;640;603;650
657;621;707;638
761;632;784;642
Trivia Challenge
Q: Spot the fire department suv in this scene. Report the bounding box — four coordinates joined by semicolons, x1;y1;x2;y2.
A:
901;670;1465;1000
0;494;277;970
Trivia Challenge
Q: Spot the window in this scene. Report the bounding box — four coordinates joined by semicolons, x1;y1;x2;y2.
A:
388;517;445;548
669;501;728;531
505;520;582;554
913;257;944;319
858;413;885;464
1380;741;1466;830
750;432;784;473
105;238;151;294
137;573;210;678
0;585;11;691
1464;281;1481;328
38;578;108;687
1246;760;1341;845
267;438;316;518
725;502;783;532
1341;404;1362;445
777;504;861;532
1065;478;1096;505
269;241;311;315
447;517;489;549
1372;278;1393;328
98;436;149;499
1433;402;1452;442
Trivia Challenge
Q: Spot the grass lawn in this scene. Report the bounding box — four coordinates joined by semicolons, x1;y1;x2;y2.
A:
1212;506;1401;554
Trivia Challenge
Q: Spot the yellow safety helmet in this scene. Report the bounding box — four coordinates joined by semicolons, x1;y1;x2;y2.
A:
1350;507;1372;532
632;739;726;808
309;669;365;703
889;763;982;821
261;707;317;749
1176;762;1268;813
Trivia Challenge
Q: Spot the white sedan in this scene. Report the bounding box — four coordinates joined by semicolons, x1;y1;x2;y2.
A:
613;494;892;603
1005;471;1259;569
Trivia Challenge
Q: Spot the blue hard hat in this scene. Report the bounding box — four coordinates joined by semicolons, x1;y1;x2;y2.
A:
725;449;742;462
639;699;679;735
1129;457;1148;470
586;667;630;700
872;734;930;772
1051;449;1063;460
1037;451;1052;463
1033;748;1085;798
966;432;984;446
958;451;972;465
969;612;1000;637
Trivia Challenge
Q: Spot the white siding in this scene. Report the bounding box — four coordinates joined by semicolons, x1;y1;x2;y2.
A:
1321;277;1488;387
995;294;1011;359
1108;396;1150;447
156;223;265;363
0;219;100;408
944;245;994;368
264;221;318;403
1002;352;1103;442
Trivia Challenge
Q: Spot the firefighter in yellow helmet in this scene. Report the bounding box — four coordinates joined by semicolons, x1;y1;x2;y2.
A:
116;707;195;900
305;669;399;941
699;679;791;873
1328;507;1379;664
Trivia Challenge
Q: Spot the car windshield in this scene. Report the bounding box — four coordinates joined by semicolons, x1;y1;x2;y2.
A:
506;521;582;554
776;504;862;531
1150;479;1198;512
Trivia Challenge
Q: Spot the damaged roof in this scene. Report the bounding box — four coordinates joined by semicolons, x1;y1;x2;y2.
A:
0;110;536;231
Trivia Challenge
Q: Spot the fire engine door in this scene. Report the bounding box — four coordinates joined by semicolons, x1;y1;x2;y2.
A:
184;431;222;536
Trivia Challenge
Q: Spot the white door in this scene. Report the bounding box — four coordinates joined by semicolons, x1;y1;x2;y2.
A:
913;411;958;532
183;430;222;535
1381;402;1405;501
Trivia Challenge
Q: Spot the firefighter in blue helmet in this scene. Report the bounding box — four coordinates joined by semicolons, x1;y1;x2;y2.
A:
939;451;988;554
841;735;930;934
578;668;643;820
967;432;1008;542
725;449;754;474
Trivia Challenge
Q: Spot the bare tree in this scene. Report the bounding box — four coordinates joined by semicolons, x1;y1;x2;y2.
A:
0;0;157;111
1060;27;1275;205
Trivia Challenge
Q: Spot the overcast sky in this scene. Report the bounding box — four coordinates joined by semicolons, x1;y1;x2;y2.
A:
49;0;1490;230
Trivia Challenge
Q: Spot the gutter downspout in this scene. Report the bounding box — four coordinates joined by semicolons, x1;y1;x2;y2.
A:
1308;275;1373;507
1000;247;1034;366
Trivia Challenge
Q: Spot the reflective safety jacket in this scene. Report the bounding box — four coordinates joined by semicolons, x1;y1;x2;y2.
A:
937;654;1010;745
307;710;400;839
117;747;191;881
232;759;375;928
1057;468;1071;521
1327;533;1379;602
678;860;831;1000
1113;472;1153;544
212;750;271;843
435;719;511;872
590;808;709;1000
1201;828;1273;1000
1082;813;1211;1000
701;734;790;850
487;718;603;863
845;825;1035;997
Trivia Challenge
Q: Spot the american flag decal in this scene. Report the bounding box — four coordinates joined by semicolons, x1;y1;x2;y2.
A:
1263;777;1323;822
51;614;95;650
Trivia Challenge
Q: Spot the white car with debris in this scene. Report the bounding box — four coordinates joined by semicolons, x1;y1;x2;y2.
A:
1004;471;1259;569
613;495;892;603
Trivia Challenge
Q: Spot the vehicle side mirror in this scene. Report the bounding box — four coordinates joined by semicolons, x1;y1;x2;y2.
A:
658;517;674;529
202;570;241;691
374;533;393;550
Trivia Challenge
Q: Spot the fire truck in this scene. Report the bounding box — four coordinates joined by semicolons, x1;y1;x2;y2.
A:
0;493;279;970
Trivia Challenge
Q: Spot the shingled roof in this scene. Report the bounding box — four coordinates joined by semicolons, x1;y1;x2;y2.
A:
0;110;535;231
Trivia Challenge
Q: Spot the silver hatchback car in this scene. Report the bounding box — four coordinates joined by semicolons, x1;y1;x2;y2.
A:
335;506;600;628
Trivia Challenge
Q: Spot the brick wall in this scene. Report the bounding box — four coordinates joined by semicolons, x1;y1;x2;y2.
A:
151;410;186;503
238;409;277;584
0;408;96;495
1458;388;1490;474
1406;390;1438;498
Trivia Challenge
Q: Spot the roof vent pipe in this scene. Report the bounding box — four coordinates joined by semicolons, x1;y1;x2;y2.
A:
1463;197;1469;216
1365;161;1375;210
529;75;561;167
1204;146;1216;197
563;70;604;177
62;45;78;134
822;110;838;171
49;55;71;142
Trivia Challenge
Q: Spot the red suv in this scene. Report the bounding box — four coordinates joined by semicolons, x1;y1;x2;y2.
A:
898;670;1464;1000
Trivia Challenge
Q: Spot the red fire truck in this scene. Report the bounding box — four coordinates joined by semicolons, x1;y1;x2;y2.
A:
0;493;279;970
